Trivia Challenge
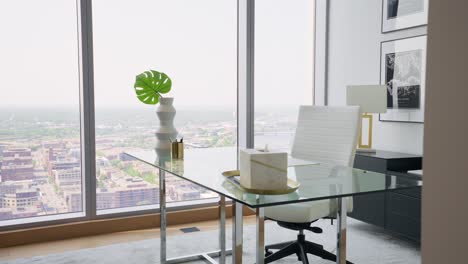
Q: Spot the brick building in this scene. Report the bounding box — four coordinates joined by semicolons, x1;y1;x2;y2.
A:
0;148;34;182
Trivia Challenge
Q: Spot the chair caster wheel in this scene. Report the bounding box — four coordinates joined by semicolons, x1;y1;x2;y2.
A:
265;250;273;257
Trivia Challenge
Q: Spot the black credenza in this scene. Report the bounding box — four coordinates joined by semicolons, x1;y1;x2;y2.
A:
350;150;422;242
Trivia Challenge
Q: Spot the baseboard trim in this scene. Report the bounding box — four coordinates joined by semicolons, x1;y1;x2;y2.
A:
0;205;254;248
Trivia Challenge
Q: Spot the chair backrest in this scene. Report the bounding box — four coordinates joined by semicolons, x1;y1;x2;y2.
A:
290;106;361;167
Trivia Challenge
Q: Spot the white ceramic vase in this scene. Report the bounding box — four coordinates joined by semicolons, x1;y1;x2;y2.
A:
155;97;178;156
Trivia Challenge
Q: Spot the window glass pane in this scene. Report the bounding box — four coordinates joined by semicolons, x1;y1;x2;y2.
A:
255;0;315;151
0;1;83;225
93;0;237;213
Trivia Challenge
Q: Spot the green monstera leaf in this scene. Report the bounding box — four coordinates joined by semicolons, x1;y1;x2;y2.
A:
134;70;172;105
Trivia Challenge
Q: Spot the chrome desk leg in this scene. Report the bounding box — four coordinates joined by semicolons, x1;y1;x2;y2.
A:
336;197;347;264
256;208;265;264
159;173;231;263
159;168;167;264
232;201;243;264
219;195;226;264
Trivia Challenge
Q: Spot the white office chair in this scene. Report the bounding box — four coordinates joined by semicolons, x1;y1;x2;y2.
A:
264;106;361;264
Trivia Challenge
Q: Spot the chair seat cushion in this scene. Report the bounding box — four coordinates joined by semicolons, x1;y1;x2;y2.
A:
265;198;353;223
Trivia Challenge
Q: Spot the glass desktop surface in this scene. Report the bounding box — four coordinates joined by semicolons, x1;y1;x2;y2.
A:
126;147;421;208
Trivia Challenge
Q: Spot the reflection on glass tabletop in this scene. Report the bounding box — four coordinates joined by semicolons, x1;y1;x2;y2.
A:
125;147;421;208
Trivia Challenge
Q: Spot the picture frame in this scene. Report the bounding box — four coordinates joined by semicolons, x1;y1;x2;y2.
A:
381;0;429;33
379;35;427;123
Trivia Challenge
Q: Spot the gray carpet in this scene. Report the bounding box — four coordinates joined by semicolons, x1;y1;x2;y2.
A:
1;218;420;264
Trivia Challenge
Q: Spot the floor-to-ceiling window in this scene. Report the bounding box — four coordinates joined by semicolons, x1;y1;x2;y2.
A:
254;0;315;151
92;0;237;214
0;0;315;228
0;0;84;225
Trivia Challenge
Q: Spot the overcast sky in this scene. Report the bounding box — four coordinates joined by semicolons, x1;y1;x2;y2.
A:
0;0;314;109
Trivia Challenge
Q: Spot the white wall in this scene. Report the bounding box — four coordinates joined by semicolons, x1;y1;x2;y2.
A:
326;0;426;154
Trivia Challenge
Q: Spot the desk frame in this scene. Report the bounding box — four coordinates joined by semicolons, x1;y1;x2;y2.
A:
159;169;232;264
158;168;348;264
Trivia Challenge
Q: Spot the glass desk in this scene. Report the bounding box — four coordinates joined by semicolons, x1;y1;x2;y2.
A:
126;147;422;264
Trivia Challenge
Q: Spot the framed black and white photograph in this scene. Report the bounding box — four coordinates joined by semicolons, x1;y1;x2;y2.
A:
380;35;427;123
382;0;429;33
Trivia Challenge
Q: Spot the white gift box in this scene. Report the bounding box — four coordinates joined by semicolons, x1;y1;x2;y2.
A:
239;148;288;191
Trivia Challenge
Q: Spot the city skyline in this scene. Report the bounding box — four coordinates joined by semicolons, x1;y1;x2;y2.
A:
0;103;297;223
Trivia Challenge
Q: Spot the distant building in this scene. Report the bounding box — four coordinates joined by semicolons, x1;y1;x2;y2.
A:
0;148;34;182
64;190;82;212
114;185;159;208
96;157;110;167
96;178;159;210
0;183;18;196
42;142;66;150
96;190;115;210
0;180;35;196
53;167;81;187
69;148;81;160
0;180;37;217
2;148;33;163
43;145;67;164
168;185;201;201
1;189;39;209
43;143;79;166
34;171;48;184
48;160;80;177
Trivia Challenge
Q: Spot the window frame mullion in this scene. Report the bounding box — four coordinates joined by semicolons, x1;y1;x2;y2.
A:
237;0;255;150
77;0;97;220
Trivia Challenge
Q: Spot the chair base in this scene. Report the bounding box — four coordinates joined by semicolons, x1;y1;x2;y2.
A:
265;233;353;264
